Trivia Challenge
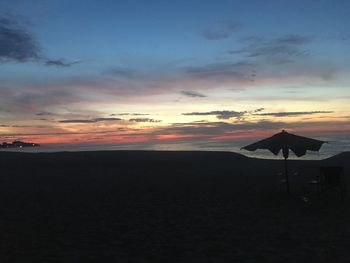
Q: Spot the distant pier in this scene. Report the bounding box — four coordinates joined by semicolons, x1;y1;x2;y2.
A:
0;141;40;149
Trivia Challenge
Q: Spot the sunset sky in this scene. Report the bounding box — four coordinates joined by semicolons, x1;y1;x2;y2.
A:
0;0;349;147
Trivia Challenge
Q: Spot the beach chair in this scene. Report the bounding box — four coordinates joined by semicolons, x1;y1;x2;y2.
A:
309;166;346;200
277;171;300;183
277;171;302;194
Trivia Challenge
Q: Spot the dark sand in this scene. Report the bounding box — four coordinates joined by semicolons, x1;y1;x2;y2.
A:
0;151;349;262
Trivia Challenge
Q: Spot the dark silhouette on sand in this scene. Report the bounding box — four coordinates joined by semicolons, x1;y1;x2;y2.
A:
242;130;326;194
312;166;346;199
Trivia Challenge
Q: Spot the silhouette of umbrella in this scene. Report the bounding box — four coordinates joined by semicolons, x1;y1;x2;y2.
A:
241;130;326;194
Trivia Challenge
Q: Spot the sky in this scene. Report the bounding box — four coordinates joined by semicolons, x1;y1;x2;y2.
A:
0;0;350;148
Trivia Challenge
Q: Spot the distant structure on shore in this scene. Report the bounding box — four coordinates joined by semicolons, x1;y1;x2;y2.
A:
0;141;40;149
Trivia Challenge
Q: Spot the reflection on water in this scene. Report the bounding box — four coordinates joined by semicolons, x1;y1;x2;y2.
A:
1;135;349;160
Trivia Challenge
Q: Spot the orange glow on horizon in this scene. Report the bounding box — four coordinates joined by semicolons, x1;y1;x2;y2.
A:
1;117;349;147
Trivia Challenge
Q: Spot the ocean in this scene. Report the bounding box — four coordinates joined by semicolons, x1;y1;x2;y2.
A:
1;134;349;160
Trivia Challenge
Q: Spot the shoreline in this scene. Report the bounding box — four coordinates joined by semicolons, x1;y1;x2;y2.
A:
0;148;348;160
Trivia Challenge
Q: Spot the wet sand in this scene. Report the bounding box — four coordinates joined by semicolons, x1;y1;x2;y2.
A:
0;151;349;262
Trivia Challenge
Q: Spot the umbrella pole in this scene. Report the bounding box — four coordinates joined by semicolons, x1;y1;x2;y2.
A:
284;157;290;194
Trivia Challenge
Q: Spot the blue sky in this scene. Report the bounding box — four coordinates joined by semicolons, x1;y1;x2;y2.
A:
0;0;349;145
3;0;350;66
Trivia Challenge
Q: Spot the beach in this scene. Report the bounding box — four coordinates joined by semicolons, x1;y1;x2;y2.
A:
0;151;349;262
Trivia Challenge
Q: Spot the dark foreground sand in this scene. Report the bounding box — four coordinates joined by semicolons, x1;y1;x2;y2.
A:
0;151;349;262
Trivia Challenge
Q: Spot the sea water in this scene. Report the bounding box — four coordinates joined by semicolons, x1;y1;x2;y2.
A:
1;134;349;160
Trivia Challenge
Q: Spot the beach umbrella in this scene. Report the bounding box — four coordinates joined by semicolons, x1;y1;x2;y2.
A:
241;130;326;194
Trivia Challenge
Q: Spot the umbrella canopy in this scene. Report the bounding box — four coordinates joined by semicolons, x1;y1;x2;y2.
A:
241;130;326;194
242;130;326;158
